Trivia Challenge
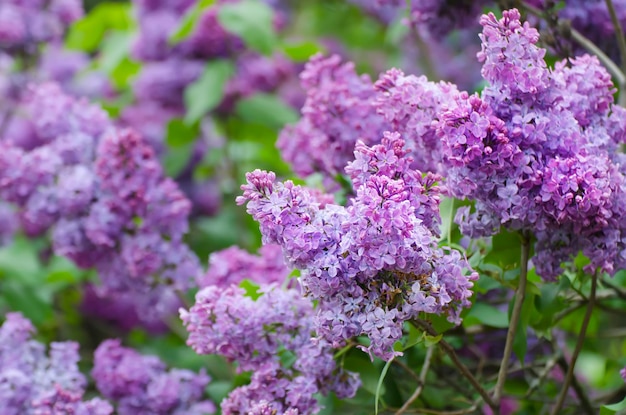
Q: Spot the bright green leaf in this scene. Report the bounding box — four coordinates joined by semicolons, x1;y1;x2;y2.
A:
282;40;324;62
66;3;134;52
166;118;199;147
601;396;626;415
235;93;299;129
218;1;277;55
465;303;509;328
184;59;234;125
375;358;394;414
239;279;262;301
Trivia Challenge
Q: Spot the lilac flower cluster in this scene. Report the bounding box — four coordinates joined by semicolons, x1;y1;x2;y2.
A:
198;243;289;288
0;0;82;52
92;339;214;415
182;284;359;414
438;9;626;278
0;83;201;325
240;133;476;360
0;312;113;414
277;54;387;184
277;54;461;185
374;68;459;173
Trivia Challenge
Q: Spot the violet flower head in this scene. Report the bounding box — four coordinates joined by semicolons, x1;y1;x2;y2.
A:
240;133;477;360
92;339;214;415
439;9;626;279
0;313;111;415
374;68;459;173
181;285;359;414
277;54;388;184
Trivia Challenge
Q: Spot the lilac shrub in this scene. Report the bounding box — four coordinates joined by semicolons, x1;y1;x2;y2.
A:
240;133;476;360
92;339;214;415
0;83;201;326
0;312;113;414
438;9;626;278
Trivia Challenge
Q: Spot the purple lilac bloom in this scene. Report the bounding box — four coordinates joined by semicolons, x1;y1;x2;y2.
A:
198;244;290;288
181;284;359;414
92;339;214;415
277;54;388;185
374;67;459;173
438;9;626;279
0;83;201;326
239;133;477;360
0;0;82;52
0;313;113;415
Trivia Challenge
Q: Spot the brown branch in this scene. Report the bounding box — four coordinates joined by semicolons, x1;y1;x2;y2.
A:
550;272;598;415
395;346;435;414
493;232;530;407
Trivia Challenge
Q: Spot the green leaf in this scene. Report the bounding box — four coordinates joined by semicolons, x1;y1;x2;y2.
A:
169;0;216;44
424;333;443;347
2;281;53;326
239;279;262;301
218;1;277;55
166;118;199;148
375;358;394;415
162;142;194;178
601;396;626;415
235;93;299;129
512;292;535;364
184;59;234;125
484;230;522;268
282;40;324;62
464;303;509;328
98;30;133;74
66;3;134;52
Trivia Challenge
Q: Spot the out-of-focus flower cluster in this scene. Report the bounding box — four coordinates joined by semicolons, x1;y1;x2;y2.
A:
0;0;82;52
92;339;215;415
240;133;476;360
0;312;113;414
0;83;201;325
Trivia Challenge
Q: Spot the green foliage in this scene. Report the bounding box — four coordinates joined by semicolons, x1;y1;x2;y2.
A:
66;2;135;52
184;59;235;125
234;93;299;129
217;1;277;55
169;0;216;44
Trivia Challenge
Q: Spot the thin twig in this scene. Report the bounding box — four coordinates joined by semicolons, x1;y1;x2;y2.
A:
405;399;481;415
413;320;497;411
605;0;626;105
556;356;596;415
493;231;530;407
396;347;435;414
393;358;422;383
550;272;598;415
518;0;626;87
525;352;561;399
